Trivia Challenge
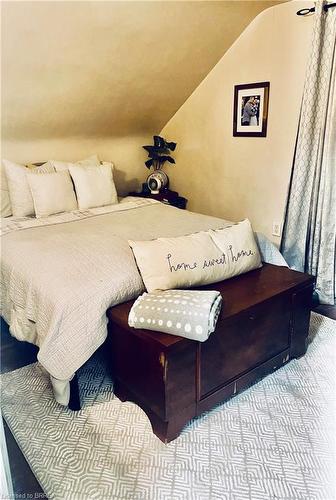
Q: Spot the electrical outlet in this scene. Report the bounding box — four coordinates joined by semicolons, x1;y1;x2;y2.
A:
272;221;282;237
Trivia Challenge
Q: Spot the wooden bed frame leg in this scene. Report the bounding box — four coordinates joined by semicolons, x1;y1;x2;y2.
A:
69;372;81;411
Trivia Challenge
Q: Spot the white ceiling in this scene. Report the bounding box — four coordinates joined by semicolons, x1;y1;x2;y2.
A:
2;1;285;140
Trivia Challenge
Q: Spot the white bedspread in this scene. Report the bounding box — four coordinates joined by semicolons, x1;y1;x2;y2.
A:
1;197;287;404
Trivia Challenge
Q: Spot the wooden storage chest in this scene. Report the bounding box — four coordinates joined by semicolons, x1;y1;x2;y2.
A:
106;264;314;443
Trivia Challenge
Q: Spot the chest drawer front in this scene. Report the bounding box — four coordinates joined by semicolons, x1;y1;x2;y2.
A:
199;294;291;398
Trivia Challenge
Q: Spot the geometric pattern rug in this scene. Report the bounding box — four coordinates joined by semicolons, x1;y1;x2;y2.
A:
1;313;335;500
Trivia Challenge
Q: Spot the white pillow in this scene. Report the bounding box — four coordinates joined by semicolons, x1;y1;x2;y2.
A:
26;160;54;170
130;221;262;292
27;170;77;218
3;159;55;217
101;161;115;171
68;164;118;209
208;219;262;279
1;163;12;217
50;154;101;172
129;231;229;292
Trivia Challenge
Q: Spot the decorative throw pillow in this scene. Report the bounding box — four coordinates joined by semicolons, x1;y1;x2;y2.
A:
129;231;229;292
27;170;77;218
68;164;118;209
50;154;101;172
208;219;262;279
3;159;55;217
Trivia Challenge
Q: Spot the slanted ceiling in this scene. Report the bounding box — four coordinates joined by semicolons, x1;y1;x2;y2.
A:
2;1;285;141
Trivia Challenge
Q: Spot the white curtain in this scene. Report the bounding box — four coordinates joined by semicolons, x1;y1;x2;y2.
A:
281;1;336;305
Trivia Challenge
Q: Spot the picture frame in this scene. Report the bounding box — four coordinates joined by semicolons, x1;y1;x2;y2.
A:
233;81;270;137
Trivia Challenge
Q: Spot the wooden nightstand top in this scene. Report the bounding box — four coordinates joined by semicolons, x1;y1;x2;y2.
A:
128;188;187;209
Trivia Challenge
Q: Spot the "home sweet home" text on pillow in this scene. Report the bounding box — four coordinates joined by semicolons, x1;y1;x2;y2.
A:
129;220;261;292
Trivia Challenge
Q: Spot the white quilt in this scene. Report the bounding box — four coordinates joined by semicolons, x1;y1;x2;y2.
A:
1;198;287;404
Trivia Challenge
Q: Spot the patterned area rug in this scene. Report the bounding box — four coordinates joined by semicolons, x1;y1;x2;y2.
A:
1;313;335;500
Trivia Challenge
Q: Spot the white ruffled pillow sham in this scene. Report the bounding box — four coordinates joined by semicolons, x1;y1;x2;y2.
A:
129;219;262;292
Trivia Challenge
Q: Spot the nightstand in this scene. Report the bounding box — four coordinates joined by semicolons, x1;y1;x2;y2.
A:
128;188;187;209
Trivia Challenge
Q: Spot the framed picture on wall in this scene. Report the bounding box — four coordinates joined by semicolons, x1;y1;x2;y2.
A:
233;81;270;137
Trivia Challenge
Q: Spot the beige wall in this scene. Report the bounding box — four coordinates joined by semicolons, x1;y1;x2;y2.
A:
161;1;314;243
2;136;149;196
1;0;284;199
2;1;281;140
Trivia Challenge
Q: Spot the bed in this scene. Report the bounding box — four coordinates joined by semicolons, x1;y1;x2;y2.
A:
1;196;288;406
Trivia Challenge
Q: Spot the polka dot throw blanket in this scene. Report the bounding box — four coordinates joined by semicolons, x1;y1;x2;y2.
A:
128;289;222;341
